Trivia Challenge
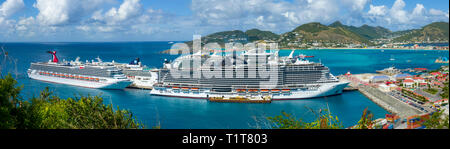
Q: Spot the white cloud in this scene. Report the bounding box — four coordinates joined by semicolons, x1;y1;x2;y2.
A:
412;4;425;16
0;0;24;18
389;0;409;23
368;5;387;16
1;0;449;41
34;0;74;25
93;0;142;25
34;0;114;26
429;8;446;16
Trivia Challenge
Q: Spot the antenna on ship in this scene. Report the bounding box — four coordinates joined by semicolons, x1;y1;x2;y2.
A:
288;49;296;59
96;56;102;63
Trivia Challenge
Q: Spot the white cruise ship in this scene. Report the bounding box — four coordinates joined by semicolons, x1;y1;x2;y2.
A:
27;51;132;89
150;49;349;100
114;58;158;89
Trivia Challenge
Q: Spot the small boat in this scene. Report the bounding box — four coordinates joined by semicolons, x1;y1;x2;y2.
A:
389;55;395;61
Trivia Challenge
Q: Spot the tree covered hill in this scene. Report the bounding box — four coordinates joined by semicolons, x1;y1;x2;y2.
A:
393;22;449;43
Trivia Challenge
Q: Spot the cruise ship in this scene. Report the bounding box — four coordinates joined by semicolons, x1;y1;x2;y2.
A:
150;49;349;100
114;58;158;89
27;51;132;89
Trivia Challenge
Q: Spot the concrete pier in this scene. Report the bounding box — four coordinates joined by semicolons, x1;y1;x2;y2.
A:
339;75;423;118
358;85;422;117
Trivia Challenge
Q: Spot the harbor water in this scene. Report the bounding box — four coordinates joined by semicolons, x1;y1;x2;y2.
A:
1;42;448;128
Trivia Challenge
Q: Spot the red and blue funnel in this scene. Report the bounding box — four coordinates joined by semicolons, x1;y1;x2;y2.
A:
47;51;59;63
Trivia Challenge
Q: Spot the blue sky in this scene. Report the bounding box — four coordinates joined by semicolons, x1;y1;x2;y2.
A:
0;0;448;42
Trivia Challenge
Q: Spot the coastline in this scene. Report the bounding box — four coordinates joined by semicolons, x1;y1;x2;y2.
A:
160;47;449;53
278;47;450;51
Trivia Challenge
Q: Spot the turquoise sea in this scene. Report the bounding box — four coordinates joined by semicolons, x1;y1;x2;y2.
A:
1;42;448;128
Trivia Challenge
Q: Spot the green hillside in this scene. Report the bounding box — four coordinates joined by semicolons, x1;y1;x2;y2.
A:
245;29;280;42
329;21;391;40
393;22;449;43
278;22;373;47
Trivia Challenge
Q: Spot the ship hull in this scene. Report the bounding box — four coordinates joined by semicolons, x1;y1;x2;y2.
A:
28;72;132;89
150;82;349;100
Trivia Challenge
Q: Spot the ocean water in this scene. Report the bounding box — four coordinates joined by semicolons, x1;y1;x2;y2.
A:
1;42;448;129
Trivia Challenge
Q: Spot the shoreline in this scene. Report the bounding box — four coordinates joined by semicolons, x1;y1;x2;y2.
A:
278;47;450;51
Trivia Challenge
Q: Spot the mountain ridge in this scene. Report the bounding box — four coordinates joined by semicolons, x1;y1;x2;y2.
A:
178;21;449;50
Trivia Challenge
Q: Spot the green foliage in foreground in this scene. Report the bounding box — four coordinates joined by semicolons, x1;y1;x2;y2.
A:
1;74;144;129
352;108;374;129
267;109;343;129
440;82;449;99
422;110;449;129
267;108;376;129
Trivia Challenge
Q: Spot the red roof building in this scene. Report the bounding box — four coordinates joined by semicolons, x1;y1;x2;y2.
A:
414;68;428;71
430;72;442;76
414;77;424;80
403;79;414;83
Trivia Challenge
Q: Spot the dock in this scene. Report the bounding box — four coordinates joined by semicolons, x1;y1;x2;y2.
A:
208;96;272;103
358;85;423;117
339;75;423;118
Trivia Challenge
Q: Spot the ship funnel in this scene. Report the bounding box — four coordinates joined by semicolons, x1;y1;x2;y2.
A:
47;51;59;63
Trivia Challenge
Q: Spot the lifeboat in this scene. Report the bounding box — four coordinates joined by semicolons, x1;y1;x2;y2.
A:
172;86;180;89
282;89;291;92
191;88;199;90
248;89;258;92
236;89;246;92
95;78;99;81
261;89;269;92
181;87;189;90
271;89;280;92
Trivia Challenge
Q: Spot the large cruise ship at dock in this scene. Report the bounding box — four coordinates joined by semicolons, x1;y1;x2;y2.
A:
27;51;132;89
150;49;349;100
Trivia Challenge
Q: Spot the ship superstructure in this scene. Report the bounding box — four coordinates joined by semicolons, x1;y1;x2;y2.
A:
151;49;349;100
27;51;132;89
114;58;158;89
